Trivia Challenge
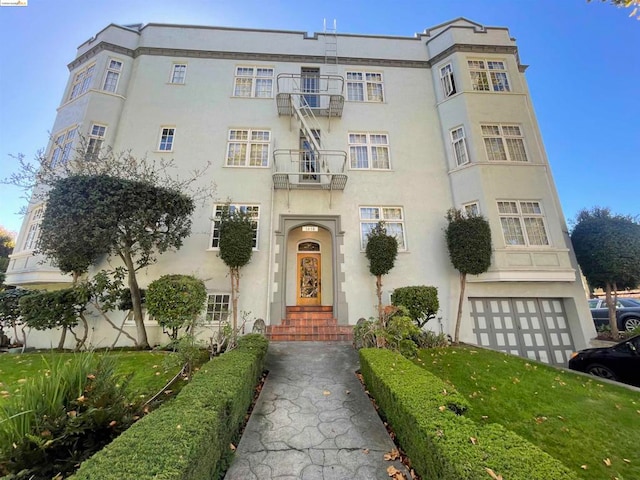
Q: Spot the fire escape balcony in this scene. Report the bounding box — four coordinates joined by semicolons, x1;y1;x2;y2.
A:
273;149;348;195
276;74;345;118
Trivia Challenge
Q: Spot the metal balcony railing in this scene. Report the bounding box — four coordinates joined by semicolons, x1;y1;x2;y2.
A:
276;74;345;118
273;149;347;194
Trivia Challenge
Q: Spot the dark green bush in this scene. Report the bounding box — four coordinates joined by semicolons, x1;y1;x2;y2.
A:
70;334;268;480
146;274;207;340
359;349;577;480
391;286;439;328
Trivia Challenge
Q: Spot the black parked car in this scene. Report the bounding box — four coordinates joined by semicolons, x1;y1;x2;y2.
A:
568;335;640;387
588;298;640;332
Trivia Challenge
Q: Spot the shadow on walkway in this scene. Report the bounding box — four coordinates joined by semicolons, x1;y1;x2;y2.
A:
224;341;410;479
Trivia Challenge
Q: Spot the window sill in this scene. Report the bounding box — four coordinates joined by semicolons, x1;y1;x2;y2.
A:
154;150;174;154
223;165;270;169
230;96;274;100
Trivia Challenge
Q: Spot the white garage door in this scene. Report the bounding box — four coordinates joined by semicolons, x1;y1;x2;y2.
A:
469;298;575;365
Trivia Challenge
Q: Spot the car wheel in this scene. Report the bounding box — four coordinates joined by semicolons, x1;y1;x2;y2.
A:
623;317;640;332
587;364;617;381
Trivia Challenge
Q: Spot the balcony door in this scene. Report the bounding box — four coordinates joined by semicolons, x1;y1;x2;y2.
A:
301;67;320;108
300;129;320;182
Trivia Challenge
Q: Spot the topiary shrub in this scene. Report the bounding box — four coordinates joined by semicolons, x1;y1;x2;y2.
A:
19;288;88;349
146;274;207;341
391;286;439;328
359;349;577;480
0;288;34;346
70;334;269;480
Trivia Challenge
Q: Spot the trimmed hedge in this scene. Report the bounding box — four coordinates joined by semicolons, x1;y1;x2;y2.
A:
359;348;578;480
71;334;268;480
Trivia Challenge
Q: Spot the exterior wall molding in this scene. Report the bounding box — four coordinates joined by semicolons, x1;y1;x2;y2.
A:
69;40;528;72
68;42;135;71
271;215;348;325
428;43;528;71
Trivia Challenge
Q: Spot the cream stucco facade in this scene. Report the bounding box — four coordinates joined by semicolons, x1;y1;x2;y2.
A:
6;18;595;364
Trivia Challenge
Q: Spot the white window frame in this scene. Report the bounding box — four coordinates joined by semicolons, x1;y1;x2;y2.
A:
348;132;390;170
86;124;107;160
481;124;528;162
450;126;470;167
463;202;480;217
346;71;385;102
68;63;96;100
170;63;187;84
497;200;550;247
158;127;175;152
359;206;406;251
210;204;260;250
226;129;271;167
439;63;457;98
233;66;274;98
203;293;231;324
50;125;78;168
102;59;123;93
468;59;511;92
23;205;44;251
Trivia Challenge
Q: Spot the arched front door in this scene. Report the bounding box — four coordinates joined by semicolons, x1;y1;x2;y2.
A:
296;241;321;306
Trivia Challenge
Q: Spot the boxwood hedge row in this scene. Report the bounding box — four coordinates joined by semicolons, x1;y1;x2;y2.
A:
71;334;269;480
359;348;577;480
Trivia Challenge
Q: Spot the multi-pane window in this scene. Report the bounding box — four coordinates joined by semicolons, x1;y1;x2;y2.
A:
468;59;510;92
359;206;406;250
23;206;44;251
464;202;480;217
346;72;384;102
226;129;270;167
50;126;78;168
211;204;260;249
86;124;106;160
440;63;457;98
102;59;122;93
233;66;274;98
158;127;175;151
170;64;187;84
68;64;96;100
348;133;390;169
481;124;528;162
450;127;469;166
204;294;231;324
497;201;549;246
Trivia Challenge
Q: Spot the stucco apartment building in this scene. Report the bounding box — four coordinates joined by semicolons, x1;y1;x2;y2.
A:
5;18;596;364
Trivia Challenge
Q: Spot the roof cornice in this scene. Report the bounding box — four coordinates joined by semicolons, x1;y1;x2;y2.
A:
68;41;527;71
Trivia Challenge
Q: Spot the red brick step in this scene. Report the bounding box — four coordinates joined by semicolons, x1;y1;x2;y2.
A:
266;306;353;341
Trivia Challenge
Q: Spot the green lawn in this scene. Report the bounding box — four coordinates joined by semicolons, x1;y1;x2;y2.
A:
417;346;640;480
0;351;182;404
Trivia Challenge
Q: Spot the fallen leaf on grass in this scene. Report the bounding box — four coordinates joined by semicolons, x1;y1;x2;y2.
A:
384;448;400;461
470;437;478;445
623;459;631;464
230;443;236;451
580;465;588;470
534;416;547;424
603;458;612;467
485;467;503;480
438;405;446;412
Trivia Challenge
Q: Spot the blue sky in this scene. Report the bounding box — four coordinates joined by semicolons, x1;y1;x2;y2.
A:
0;0;638;236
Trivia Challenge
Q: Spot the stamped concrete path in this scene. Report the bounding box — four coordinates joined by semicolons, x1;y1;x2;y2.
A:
224;341;411;480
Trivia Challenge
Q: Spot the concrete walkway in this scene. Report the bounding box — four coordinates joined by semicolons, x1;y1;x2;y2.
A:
224;342;410;480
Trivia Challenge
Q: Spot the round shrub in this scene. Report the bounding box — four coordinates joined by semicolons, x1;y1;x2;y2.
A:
146;275;207;339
